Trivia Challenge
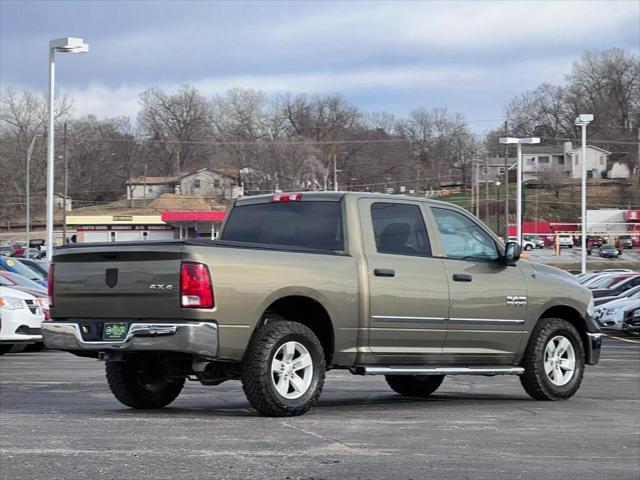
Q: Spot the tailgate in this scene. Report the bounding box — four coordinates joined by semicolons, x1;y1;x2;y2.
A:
52;243;183;319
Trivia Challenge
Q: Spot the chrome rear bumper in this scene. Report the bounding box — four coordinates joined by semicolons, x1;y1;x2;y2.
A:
41;321;218;358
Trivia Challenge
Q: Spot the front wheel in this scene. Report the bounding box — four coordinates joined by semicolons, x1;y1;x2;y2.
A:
386;375;444;397
241;321;325;417
520;318;585;400
105;354;185;409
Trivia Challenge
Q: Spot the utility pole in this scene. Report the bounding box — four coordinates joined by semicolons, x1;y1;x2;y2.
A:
333;153;338;191
485;157;489;223
62;123;68;244
470;157;475;214
143;164;147;202
25;135;41;252
474;161;480;218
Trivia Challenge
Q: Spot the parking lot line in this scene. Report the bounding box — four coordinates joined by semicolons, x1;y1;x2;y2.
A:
602;333;640;344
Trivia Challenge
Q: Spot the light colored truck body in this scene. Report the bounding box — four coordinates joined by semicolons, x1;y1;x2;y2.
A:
43;192;601;416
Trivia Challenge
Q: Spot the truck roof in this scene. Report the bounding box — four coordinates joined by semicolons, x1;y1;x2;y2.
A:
234;191;455;207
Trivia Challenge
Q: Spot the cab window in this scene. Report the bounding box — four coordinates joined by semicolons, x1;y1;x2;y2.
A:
431;207;499;261
371;202;431;256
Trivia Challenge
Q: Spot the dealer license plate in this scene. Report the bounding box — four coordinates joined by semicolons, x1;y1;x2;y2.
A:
103;323;128;341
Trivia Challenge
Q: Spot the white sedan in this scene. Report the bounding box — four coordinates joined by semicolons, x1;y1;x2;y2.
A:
594;293;640;331
0;286;45;355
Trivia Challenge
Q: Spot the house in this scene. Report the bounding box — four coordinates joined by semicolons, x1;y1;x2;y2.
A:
608;161;631;179
476;157;513;184
568;145;611;179
126;168;243;202
521;145;569;181
54;193;72;212
178;168;243;200
126;176;178;200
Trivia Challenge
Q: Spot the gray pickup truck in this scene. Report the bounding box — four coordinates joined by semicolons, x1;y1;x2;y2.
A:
42;192;601;416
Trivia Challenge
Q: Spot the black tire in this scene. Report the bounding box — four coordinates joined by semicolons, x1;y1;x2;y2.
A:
520;318;585;401
0;344;13;356
385;375;444;397
525;245;533;251
24;342;45;352
241;320;325;417
105;354;185;409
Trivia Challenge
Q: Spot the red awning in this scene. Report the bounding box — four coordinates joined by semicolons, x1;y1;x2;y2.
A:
161;211;227;222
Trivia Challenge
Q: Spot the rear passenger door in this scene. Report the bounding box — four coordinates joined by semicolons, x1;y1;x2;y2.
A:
427;206;529;365
360;199;449;362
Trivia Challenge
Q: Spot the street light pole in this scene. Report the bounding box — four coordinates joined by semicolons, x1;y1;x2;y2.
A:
46;37;89;261
46;47;56;260
576;114;594;273
26;135;41;252
499;136;540;245
516;142;523;245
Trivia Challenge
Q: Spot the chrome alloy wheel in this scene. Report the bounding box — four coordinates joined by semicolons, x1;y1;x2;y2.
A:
271;341;314;399
544;335;576;386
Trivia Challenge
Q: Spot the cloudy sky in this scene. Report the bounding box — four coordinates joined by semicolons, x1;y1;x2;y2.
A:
1;0;638;132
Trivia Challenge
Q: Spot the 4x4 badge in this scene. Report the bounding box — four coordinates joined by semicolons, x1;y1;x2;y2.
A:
105;268;118;288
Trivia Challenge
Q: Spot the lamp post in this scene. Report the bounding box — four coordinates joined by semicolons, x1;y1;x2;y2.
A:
26;135;41;252
499;136;540;245
495;179;502;236
575;114;594;274
46;37;89;261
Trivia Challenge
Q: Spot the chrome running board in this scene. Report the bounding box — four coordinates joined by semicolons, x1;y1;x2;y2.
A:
355;366;524;376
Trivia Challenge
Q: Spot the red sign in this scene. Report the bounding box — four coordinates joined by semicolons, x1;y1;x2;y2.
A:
624;211;640;222
161;211;227;222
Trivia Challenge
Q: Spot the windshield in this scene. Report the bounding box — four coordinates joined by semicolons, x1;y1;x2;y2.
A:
0;272;46;290
0;258;43;280
221;200;344;252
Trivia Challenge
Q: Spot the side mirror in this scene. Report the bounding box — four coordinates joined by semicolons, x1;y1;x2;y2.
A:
503;241;521;266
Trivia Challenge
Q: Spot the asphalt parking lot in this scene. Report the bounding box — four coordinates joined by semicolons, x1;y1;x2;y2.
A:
1;335;638;480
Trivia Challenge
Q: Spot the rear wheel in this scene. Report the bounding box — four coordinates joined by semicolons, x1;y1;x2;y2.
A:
241;321;325;417
105;354;185;409
525;244;533;251
385;375;445;397
520;318;585;400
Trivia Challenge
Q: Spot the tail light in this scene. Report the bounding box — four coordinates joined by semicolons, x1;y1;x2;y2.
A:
47;264;55;308
180;262;214;308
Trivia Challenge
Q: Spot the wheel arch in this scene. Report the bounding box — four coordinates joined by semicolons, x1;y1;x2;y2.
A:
255;294;336;366
538;305;589;358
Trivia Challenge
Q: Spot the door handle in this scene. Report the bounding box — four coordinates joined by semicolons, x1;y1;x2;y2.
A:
374;268;395;277
453;273;472;282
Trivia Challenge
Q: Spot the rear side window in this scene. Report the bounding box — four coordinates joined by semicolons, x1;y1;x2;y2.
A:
371;202;431;256
221;201;344;252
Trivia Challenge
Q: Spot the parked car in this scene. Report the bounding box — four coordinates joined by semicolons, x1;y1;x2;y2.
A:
599;244;619;258
523;235;545;249
623;308;640;337
617;235;634;249
592;275;640;299
42;192;601;417
594;294;640;331
594;285;640;307
0;257;47;287
587;236;604;248
18;258;49;277
595;269;635;273
0;245;12;256
558;235;574;248
508;236;535;251
0;286;45;355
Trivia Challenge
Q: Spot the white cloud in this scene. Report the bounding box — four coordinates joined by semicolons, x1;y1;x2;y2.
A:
67;55;573;120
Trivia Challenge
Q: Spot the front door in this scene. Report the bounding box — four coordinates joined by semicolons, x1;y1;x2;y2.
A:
360;199;449;362
428;206;528;365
